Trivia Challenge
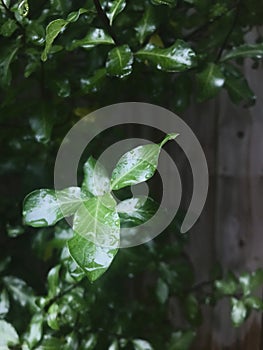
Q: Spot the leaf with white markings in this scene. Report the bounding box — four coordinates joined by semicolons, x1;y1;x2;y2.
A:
106;45;133;78
196;63;225;102
82;156;110;196
107;0;126;25
68;28;114;51
135;40;196;72
23;187;85;227
111;133;178;190
68;233;118;282
73;193;120;247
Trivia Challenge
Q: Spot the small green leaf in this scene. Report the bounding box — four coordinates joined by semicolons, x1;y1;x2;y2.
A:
68;233;118;282
244;296;263;311
0;320;19;347
231;298;247;327
47;303;60;330
239;269;263;296
196;63;225;102
73;193;120;247
0;42;19;87
222;43;263;61
135;6;158;44
151;0;177;7
132;339;153;350
0;19;18;37
0;289;9;318
68;28;114;51
35;335;65;349
3;276;36;311
111;133;178;190
117;196;158;226
183;294;202;326
156;278;169;304
23;187;84;227
80;68;107;94
18;0;29;17
41;8;88;61
135;40;196;72
106;45;133;78
107;0;126;26
82;156;110;196
25;313;44;348
109;339;119;350
47;265;61;298
215;272;238;295
168;331;196;350
29;104;54;144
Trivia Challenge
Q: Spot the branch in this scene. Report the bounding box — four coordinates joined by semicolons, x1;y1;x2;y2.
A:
92;0;119;45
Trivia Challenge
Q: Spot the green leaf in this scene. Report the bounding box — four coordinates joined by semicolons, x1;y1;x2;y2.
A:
25;313;44;348
151;0;177;7
18;0;29;17
0;320;19;347
68;233;118;282
29;104;54;144
222;43;263;61
231;298;247;327
72;193;120;247
239;269;263;296
135;40;196;72
244;296;263;311
109;339;119;350
0;42;19;87
3;276;37;311
168;331;196;350
41;8;88;61
117;196;158;226
111;133;178;190
196;63;225;102
215;272;238;295
0;289;9;318
82;156;110;196
107;0;126;26
47;303;60;330
132;339;153;350
23;187;84;227
68;28;114;51
156;278;169;304
135;6;158;44
47;265;61;298
0;19;18;37
80;68;107;94
183;294;202;326
35;336;65;349
224;64;255;106
106;45;133;78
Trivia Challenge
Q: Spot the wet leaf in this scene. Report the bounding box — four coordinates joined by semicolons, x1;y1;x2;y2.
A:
68;28;114;51
222;43;263;61
231;298;247;327
0;19;18;37
23;187;85;227
0;320;19;347
0;289;9;318
25;313;44;348
156;278;169;304
107;0;126;25
80;68;107;94
106;44;133;78
135;6;158;44
196;63;225;102
111;133;178;190
68;233;118;282
82;156;111;196
151;0;177;6
135;40;196;72
132;339;153;350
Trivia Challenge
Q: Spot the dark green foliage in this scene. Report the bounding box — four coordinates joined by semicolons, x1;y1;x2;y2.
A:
1;0;263;348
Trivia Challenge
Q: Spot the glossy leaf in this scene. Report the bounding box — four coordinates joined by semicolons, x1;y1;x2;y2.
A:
106;45;133;78
239;269;263;296
135;40;196;72
82;156;110;196
222;43;263;61
47;303;60;330
107;0;126;26
72;193;120;247
109;339;119;350
3;276;37;311
111;133;178;190
41;8;88;61
231;298;247;327
244;296;263;311
68;28;114;51
0;289;9;318
132;339;153;350
196;63;225;102
25;313;44;348
80;68;107;94
215;272;238;295
151;0;177;6
23;187;84;227
135;6;157;44
0;320;19;347
117;196;158;226
0;42;19;87
18;0;29;17
47;265;61;298
29;105;54;144
168;331;196;350
68;233;118;282
35;336;65;349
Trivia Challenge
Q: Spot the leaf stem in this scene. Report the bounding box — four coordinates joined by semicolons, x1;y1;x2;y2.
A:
92;0;119;45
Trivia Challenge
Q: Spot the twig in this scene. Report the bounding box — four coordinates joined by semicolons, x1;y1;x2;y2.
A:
92;0;119;45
